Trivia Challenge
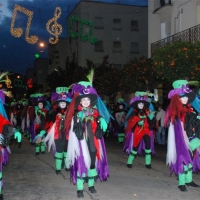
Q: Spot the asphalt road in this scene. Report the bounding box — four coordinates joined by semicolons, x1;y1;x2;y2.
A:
2;135;200;200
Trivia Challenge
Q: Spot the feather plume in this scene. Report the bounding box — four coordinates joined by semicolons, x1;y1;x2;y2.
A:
188;81;199;86
86;68;94;84
0;71;11;81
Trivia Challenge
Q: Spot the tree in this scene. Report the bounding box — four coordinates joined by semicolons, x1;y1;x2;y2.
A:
152;41;200;83
119;57;158;93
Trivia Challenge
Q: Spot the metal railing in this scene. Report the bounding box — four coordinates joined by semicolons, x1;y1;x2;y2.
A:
151;24;200;55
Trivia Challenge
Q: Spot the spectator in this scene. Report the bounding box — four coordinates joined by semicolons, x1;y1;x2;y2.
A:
156;105;166;145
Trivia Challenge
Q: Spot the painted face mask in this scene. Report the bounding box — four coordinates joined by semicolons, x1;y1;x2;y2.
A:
138;102;144;109
80;97;91;108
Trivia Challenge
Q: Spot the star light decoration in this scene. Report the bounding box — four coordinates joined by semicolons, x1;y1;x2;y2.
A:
10;4;38;44
69;15;98;45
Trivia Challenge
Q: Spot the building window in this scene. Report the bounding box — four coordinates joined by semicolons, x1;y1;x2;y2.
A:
131;42;139;54
131;20;139;31
94;17;104;29
94;40;104;52
113;18;122;30
73;52;76;60
113;41;122;53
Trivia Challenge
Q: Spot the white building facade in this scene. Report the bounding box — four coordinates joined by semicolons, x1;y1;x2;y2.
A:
148;0;200;56
66;0;148;69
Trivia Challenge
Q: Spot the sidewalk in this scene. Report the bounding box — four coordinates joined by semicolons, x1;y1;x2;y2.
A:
2;136;200;200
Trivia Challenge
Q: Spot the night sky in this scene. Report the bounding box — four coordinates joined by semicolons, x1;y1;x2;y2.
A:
0;0;147;75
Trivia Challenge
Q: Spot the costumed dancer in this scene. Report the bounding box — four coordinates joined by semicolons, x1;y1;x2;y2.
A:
0;73;22;200
21;99;28;135
32;94;48;155
25;95;36;144
65;69;110;198
123;91;154;169
137;92;156;156
165;80;200;191
43;87;71;174
9;100;17;127
113;98;127;143
190;87;200;172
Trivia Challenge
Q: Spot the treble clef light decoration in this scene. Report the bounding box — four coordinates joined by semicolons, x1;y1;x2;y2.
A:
46;7;62;44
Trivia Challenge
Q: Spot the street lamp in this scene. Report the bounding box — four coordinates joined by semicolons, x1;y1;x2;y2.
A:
39;42;45;52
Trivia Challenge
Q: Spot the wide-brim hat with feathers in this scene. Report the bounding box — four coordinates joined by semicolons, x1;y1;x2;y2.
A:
55;87;72;103
168;80;198;103
70;69;98;108
130;91;150;108
30;93;46;106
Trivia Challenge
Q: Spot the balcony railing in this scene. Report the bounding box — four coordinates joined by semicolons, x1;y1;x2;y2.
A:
151;24;200;55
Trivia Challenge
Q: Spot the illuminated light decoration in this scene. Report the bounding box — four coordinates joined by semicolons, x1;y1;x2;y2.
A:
0;84;2;88
27;78;33;88
5;75;12;88
46;7;62;44
69;15;98;45
35;53;40;58
14;79;24;88
10;4;38;44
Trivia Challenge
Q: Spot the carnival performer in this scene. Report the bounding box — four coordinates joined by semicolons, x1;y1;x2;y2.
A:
113;98;127;143
137;93;156;156
165;80;200;192
21;99;28;135
25;95;36;144
190;87;200;173
123;91;154;169
0;72;22;200
43;87;71;174
32;94;48;155
9;100;17;127
64;69;110;198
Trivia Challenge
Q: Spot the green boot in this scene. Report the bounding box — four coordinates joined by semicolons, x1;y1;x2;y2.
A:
118;133;125;143
40;142;46;154
127;150;137;168
185;163;199;187
35;144;40;155
63;152;69;171
178;171;187;191
77;173;85;198
145;149;152;169
88;169;98;193
55;152;63;174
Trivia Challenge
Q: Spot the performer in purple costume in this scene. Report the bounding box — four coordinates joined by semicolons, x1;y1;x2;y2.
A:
165;80;200;191
65;69;110;198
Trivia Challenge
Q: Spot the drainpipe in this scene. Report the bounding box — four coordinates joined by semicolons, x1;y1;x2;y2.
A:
174;0;191;34
179;0;192;32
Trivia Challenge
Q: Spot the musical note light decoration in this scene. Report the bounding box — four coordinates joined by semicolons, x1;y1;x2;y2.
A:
10;4;38;44
27;78;33;88
46;7;62;44
5;75;12;88
69;15;98;45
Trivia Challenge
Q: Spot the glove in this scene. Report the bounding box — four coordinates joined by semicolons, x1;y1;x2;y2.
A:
77;111;84;121
39;130;46;137
0;134;4;145
14;131;22;143
138;120;144;126
37;109;45;116
99;118;108;132
148;112;154;120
